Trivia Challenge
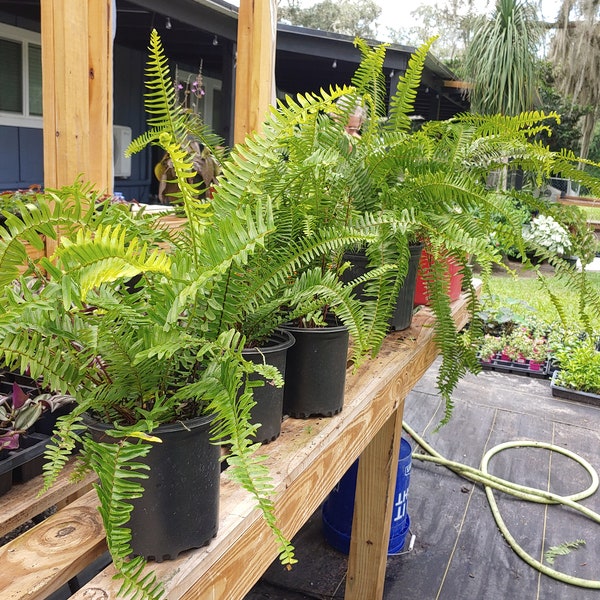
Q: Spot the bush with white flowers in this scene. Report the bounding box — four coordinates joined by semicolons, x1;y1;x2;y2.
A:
523;214;572;256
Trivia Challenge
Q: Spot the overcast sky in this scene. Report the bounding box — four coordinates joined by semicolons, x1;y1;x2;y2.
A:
228;1;563;42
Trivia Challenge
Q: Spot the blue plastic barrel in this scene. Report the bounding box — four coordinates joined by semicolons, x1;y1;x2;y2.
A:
322;437;412;555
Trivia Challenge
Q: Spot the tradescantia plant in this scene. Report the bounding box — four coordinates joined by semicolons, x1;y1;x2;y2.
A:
0;382;74;450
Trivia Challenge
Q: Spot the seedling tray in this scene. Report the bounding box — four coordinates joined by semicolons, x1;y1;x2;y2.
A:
550;371;600;407
479;355;550;379
0;433;50;496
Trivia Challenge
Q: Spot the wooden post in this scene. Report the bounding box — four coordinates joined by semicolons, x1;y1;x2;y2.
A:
345;404;405;600
40;0;113;256
233;0;277;144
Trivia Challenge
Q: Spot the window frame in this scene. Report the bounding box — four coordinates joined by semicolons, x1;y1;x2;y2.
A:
0;23;43;129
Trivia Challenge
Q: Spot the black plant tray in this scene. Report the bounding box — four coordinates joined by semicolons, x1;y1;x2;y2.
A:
0;433;50;496
479;356;550;379
550;371;600;407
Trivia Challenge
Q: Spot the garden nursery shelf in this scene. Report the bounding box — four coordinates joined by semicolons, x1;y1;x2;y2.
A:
0;293;473;600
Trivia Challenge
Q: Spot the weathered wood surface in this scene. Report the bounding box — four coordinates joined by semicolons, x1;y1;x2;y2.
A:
0;294;472;600
559;195;600;207
0;459;96;539
0;493;107;600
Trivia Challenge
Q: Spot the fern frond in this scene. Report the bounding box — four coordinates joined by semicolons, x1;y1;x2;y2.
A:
86;436;164;600
544;539;586;565
388;37;437;132
48;224;172;301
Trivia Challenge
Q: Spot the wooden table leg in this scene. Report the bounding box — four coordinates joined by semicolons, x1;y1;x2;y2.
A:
344;399;405;600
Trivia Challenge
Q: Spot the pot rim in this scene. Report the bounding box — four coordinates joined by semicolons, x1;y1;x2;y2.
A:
242;328;295;356
82;412;215;435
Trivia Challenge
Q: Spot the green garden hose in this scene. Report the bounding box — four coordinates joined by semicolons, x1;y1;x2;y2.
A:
402;421;600;588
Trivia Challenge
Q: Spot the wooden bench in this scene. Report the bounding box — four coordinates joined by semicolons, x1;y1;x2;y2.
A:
0;294;472;600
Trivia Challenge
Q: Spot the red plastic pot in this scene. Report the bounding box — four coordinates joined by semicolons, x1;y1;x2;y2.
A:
414;251;463;306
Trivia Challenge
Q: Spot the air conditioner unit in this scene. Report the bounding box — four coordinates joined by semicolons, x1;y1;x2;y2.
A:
113;125;132;178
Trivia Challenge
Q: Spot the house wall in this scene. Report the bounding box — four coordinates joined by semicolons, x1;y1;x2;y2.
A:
112;43;154;203
0;25;155;201
0;10;43;193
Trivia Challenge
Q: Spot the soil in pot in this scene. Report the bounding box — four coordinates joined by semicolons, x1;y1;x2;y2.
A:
280;320;349;418
242;329;295;444
85;413;220;561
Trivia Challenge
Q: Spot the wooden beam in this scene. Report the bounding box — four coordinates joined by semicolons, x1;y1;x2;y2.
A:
444;79;472;90
345;406;404;600
233;0;277;144
87;0;114;192
40;0;113;257
40;0;113;193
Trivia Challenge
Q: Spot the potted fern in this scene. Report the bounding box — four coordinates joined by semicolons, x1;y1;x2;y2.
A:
332;37;600;425
206;84;407;419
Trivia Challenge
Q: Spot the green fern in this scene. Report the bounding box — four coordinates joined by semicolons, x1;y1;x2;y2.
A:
544;539;586;565
86;436;164;600
387;36;437;132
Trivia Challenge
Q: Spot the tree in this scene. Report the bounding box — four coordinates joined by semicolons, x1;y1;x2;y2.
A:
549;0;600;160
537;62;588;154
277;0;381;38
462;0;544;115
385;0;489;65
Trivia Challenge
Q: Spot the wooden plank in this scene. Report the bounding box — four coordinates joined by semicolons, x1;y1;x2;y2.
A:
41;0;91;190
233;0;277;144
0;459;96;539
0;491;107;600
345;405;404;600
444;80;472;89
87;0;113;194
558;196;600;208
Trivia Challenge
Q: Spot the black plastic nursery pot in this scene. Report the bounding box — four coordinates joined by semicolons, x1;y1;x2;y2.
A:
0;433;51;496
242;329;295;444
280;321;349;418
389;243;424;331
344;243;423;331
85;413;220;562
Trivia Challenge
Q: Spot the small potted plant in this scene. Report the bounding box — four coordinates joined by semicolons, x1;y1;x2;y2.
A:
478;334;506;363
551;337;600;404
522;214;573;262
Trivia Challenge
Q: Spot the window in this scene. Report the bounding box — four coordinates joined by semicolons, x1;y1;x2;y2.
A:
0;24;42;128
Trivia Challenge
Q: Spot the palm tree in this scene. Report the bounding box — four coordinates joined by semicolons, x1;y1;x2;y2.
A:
462;0;544;115
549;0;600;160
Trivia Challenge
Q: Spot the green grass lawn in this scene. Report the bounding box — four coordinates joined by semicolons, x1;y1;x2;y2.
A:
580;205;600;221
482;270;600;331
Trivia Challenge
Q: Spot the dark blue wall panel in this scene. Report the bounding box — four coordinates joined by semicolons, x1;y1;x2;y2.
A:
0;38;155;201
113;43;154;204
0;127;21;188
19;127;43;185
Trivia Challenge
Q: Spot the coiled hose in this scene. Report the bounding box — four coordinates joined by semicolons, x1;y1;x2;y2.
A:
402;421;600;588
